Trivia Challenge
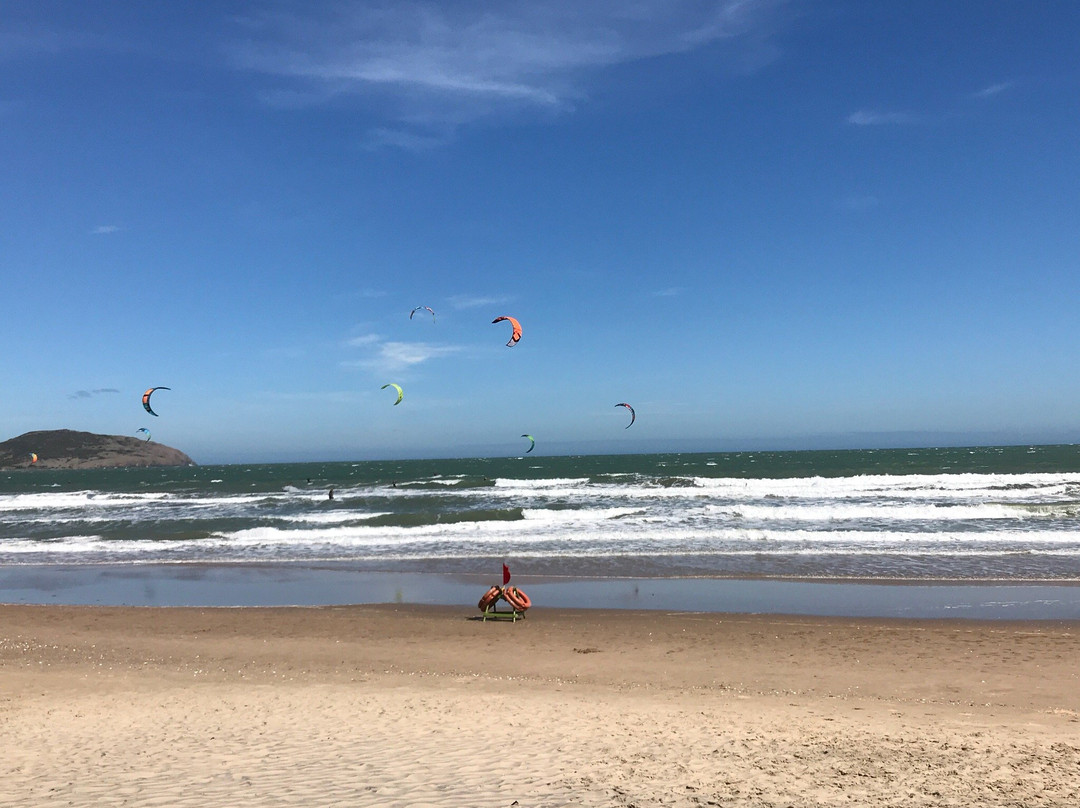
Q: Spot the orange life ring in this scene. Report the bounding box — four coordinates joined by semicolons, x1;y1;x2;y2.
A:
478;585;502;611
502;586;531;612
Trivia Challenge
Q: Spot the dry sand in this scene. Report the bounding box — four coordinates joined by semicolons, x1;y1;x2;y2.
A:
1;603;1078;807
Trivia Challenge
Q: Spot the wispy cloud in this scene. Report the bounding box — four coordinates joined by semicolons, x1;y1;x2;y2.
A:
229;1;788;143
0;28;102;60
363;127;446;151
971;81;1015;100
345;333;383;348
379;341;460;367
846;109;919;126
850;81;1017;132
653;286;685;297
449;294;511;310
343;336;460;372
69;388;120;400
90;224;122;235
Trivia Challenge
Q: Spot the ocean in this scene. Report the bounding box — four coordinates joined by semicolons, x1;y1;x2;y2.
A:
3;446;1080;616
4;444;1080;578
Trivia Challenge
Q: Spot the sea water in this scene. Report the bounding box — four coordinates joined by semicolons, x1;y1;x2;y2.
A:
3;445;1080;581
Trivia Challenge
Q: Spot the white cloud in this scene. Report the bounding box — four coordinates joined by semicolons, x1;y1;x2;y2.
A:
344;333;383;348
363;127;446;151
91;224;122;235
846;109;918;126
229;1;788;141
449;294;511;310
379;341;460;367
343;336;460;372
850;81;1017;131
971;81;1015;100
654;286;684;297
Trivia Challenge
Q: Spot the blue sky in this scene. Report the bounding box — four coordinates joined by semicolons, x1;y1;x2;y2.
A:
3;1;1079;463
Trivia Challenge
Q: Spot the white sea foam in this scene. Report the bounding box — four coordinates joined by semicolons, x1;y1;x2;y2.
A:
520;507;641;524
4;463;1080;578
278;511;391;525
493;477;591;489
0;491;275;513
0;491;169;511
1;535;106;552
450;473;1080;507
6;521;1077;559
686;473;1080;500
702;501;1072;522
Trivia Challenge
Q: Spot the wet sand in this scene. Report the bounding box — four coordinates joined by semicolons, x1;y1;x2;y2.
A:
4;563;1080;619
2;604;1078;806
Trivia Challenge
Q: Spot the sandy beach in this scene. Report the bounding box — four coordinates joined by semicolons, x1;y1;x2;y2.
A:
1;604;1078;807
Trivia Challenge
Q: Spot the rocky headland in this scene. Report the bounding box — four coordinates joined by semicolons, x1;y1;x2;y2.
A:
0;430;195;469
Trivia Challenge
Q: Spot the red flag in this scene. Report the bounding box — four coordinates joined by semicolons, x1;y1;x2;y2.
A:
502;563;511;585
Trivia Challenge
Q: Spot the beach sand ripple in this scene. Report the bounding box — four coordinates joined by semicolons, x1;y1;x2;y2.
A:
1;604;1078;807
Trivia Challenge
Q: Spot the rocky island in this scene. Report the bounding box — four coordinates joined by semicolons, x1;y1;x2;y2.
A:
0;430;196;469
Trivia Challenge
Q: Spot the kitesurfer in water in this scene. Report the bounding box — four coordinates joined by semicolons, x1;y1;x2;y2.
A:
328;488;334;500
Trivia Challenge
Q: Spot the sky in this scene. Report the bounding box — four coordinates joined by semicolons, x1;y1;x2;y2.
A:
3;1;1079;463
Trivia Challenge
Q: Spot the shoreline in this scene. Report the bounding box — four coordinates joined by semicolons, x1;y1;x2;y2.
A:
2;603;1078;807
3;562;1080;619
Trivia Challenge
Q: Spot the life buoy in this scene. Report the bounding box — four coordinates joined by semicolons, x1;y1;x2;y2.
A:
478;585;502;611
502;586;531;612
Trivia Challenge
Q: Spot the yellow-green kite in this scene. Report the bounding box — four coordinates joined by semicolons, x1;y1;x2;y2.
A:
381;383;404;405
